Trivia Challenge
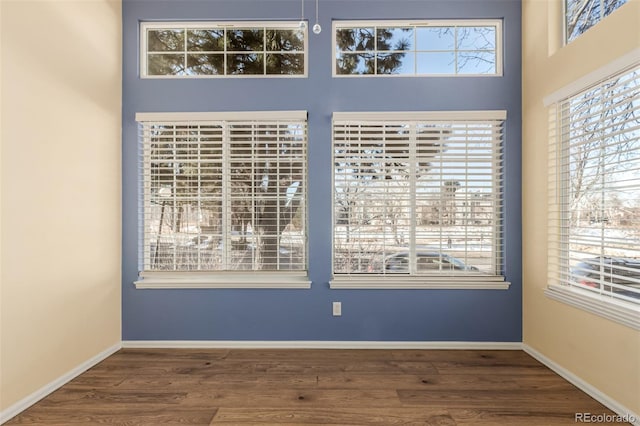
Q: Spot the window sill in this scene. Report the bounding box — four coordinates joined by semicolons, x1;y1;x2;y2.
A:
134;271;311;289
545;285;640;331
329;275;510;290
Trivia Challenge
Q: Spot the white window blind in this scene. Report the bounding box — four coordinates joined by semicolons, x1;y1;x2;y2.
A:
137;112;307;284
332;111;506;287
548;64;640;311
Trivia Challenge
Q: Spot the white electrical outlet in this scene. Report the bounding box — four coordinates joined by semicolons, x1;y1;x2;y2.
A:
332;301;342;316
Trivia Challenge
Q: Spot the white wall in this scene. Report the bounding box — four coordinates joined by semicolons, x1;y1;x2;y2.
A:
522;0;640;415
0;0;122;413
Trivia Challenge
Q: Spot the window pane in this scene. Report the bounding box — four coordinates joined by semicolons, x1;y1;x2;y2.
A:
566;0;627;42
566;0;600;42
147;29;184;51
336;27;375;51
187;29;224;51
226;29;264;51
227;53;264;75
228;124;306;271
147;54;185;76
336;52;375;75
376;27;414;51
417;52;455;74
186;54;224;75
266;29;304;51
376;52;414;75
456;26;496;50
457;51;496;74
416;27;455;51
266;53;305;75
144;124;224;271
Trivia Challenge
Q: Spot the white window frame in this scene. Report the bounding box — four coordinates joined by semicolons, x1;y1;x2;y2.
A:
140;21;308;79
332;19;503;78
330;110;509;290
544;49;640;329
135;111;310;289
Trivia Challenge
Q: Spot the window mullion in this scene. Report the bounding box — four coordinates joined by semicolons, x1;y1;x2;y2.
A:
183;26;188;75
263;27;267;75
222;122;231;270
409;122;417;275
197;126;202;270
223;28;228;76
276;123;282;269
171;128;178;271
252;124;258;270
463;123;469;268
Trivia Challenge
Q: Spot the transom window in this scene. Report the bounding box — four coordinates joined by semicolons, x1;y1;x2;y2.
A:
135;112;308;288
333;20;502;77
565;0;627;43
141;22;307;78
331;111;507;289
547;64;640;316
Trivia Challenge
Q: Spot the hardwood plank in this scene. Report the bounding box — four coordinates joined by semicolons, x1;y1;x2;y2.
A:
8;408;215;425
390;349;541;364
397;388;614;412
432;360;551;376
317;372;577;391
115;373;319;389
181;388;404;409
450;409;626;426
211;408;456;425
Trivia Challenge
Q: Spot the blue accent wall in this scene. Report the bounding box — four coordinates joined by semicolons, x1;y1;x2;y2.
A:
122;0;522;341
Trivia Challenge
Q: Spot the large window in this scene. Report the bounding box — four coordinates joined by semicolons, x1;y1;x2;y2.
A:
331;111;508;289
141;22;307;78
565;0;627;43
547;62;640;327
135;111;308;288
333;20;502;77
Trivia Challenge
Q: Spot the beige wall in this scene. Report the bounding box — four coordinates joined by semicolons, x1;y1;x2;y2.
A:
523;0;640;415
0;0;121;412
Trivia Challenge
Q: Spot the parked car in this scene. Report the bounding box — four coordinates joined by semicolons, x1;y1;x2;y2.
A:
572;256;640;299
383;251;479;273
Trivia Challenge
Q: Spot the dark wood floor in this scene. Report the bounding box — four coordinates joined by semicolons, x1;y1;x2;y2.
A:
6;349;626;425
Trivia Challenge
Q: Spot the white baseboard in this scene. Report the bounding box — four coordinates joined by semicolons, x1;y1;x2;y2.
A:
121;340;522;350
522;344;640;426
0;342;122;425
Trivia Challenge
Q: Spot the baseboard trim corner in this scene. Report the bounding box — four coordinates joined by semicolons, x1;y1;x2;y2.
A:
0;342;122;425
522;344;639;426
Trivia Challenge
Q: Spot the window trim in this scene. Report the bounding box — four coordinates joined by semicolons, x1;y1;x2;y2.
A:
545;285;640;330
332;19;503;78
330;275;510;290
545;53;640;327
330;110;509;290
135;271;311;289
140;21;309;79
134;110;310;289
